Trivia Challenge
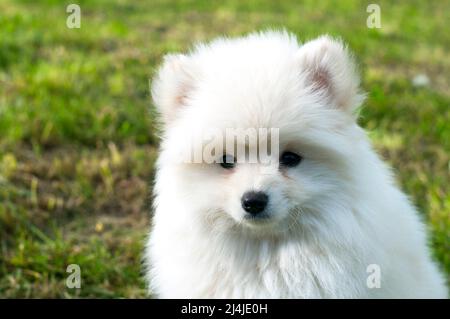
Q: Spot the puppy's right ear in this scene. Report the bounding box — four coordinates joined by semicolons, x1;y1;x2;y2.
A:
151;54;197;125
297;36;363;114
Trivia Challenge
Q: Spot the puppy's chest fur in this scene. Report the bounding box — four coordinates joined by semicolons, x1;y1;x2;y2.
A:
151;227;370;298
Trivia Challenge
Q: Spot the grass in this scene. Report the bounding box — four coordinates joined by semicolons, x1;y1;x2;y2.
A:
0;0;449;298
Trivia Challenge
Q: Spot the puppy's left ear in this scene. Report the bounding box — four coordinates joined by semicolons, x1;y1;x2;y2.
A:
297;35;364;113
151;53;198;126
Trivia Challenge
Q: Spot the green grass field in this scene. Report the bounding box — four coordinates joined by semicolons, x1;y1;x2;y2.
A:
0;0;449;298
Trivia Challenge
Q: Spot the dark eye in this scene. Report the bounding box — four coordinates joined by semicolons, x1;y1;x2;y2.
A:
280;151;302;167
220;154;236;169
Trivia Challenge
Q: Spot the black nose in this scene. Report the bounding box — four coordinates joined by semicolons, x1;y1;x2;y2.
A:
241;191;269;215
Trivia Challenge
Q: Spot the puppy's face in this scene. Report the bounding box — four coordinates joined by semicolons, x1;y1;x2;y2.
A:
153;32;364;235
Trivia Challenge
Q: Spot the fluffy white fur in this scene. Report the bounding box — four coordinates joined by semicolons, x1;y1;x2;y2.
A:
145;31;448;298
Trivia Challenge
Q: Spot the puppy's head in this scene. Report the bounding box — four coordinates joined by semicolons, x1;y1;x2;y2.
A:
152;31;365;236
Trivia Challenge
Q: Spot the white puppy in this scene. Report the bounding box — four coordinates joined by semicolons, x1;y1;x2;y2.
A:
145;31;447;298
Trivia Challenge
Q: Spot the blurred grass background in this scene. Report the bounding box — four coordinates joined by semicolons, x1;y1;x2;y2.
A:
0;0;449;298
